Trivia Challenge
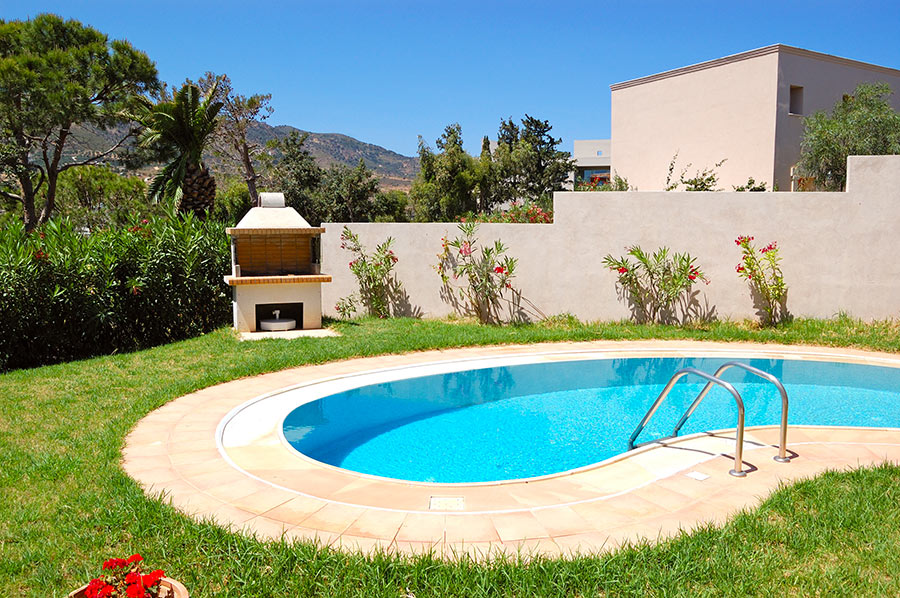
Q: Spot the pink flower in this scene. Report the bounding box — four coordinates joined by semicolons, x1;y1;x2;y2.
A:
459;242;472;257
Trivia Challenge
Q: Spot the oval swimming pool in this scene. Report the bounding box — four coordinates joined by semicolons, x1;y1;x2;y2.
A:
281;356;900;483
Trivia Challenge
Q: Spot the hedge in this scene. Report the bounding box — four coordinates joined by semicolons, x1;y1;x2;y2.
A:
0;214;231;370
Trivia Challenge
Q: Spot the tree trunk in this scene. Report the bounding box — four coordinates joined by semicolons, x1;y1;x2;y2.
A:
240;142;260;207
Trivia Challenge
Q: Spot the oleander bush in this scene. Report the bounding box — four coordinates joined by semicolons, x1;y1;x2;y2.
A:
0;213;230;371
603;245;709;324
335;226;402;319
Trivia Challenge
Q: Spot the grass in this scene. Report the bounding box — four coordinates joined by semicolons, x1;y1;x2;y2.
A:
2;315;900;596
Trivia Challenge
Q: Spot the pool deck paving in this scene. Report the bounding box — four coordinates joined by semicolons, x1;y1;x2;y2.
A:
123;340;900;559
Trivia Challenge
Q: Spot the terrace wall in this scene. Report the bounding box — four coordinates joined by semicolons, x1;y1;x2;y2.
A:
322;155;900;322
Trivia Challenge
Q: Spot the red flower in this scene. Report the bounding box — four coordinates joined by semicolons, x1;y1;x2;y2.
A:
98;585;114;598
103;558;127;570
617;267;628;274
126;583;144;597
127;554;143;564
494;266;505;274
143;570;165;587
126;571;141;584
688;274;696;281
86;579;105;598
735;264;745;273
33;250;47;261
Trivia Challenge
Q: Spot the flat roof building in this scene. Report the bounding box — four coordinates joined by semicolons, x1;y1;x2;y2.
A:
609;44;900;191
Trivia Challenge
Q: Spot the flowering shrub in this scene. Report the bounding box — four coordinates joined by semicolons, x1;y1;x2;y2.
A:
574;173;632;192
0;214;230;371
81;553;167;598
459;202;552;224
336;226;401;319
602;246;708;324
435;222;518;324
735;235;788;325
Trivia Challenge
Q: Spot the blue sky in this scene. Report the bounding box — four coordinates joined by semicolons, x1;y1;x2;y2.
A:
3;1;900;156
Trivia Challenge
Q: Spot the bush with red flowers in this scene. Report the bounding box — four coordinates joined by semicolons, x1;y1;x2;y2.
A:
434;222;523;324
735;235;788;325
335;226;402;319
459;201;552;224
602;245;708;324
78;554;168;598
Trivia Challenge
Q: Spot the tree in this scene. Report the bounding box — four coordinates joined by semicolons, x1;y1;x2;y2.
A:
269;131;323;222
52;165;162;230
517;115;575;205
193;72;273;206
137;83;223;216
371;189;410;222
800;82;900;191
314;159;379;223
0;14;159;230
409;124;477;221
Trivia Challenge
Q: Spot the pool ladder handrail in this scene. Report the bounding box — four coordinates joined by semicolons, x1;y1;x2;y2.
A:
627;363;790;477
673;362;790;463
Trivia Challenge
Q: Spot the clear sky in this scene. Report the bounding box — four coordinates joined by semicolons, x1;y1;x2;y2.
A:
3;0;900;157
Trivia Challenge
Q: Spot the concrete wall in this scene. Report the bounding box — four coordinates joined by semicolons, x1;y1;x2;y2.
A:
322;156;900;322
610;45;900;192
773;49;900;191
610;49;779;191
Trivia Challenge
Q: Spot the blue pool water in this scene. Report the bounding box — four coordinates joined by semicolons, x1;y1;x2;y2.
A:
282;357;900;483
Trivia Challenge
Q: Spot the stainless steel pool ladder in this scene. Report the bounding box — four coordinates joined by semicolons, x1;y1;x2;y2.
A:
627;362;790;477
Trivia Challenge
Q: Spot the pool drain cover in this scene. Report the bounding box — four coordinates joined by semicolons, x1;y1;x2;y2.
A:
429;496;465;511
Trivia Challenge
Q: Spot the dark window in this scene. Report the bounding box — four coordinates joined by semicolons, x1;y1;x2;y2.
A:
790;86;804;115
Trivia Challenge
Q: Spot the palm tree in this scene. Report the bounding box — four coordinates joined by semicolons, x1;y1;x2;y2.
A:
138;82;223;215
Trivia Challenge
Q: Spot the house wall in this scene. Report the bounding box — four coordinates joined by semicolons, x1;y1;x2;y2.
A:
322;156;900;322
773;49;900;190
610;49;780;191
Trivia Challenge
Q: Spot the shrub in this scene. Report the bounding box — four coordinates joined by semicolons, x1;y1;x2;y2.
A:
733;177;768;192
574;172;633;192
664;152;727;191
435;222;519;324
735;235;788;325
459;202;552;224
0;213;230;370
336;226;401;318
602;246;708;324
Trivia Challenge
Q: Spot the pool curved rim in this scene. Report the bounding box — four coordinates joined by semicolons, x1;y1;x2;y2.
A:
217;345;900;488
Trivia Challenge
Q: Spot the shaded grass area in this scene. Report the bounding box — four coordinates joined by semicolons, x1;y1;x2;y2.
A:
2;316;900;596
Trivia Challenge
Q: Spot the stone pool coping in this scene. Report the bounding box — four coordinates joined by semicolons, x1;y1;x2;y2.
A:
122;340;900;558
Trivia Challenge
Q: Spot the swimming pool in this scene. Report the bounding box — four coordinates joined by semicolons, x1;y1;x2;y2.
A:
280;356;900;483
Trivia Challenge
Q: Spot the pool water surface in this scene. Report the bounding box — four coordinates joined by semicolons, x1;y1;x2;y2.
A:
282;356;900;483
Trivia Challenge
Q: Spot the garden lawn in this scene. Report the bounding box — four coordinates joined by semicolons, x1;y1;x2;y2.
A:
2;316;900;597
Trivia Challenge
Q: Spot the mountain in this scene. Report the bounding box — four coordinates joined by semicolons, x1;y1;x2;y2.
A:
246;122;419;190
64;122;420;190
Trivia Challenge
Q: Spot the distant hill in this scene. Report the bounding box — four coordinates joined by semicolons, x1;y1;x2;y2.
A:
64;122;420;190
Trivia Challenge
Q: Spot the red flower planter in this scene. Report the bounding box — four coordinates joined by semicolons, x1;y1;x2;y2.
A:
68;577;189;598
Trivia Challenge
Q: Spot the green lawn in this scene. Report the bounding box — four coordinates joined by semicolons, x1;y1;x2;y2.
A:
2;316;900;597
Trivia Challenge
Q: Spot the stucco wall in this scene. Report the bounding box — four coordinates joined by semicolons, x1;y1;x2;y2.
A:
773;50;900;191
610;50;779;191
322;156;900;322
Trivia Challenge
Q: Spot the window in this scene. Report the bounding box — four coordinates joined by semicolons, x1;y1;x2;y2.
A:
789;85;804;115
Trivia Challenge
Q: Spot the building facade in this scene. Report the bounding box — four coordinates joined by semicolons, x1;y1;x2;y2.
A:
609;45;900;191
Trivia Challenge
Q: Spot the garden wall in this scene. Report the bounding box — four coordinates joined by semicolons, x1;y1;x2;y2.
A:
322;155;900;322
